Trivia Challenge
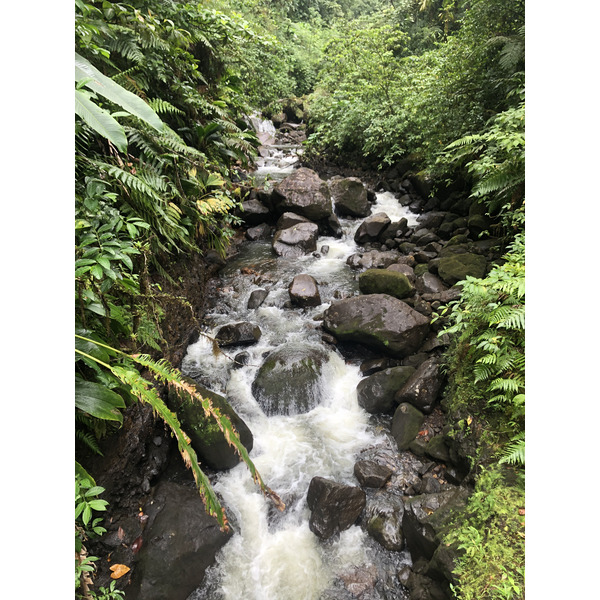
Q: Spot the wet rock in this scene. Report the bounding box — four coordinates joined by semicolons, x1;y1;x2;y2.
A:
252;343;331;416
396;358;445;414
232;351;250;369
215;322;261;347
288;274;321;308
329;177;370;217
358;250;401;270
354;460;393;488
276;211;312;230
359;268;414;300
415;273;447;295
321;245;330;255
364;496;405;551
126;480;233;600
247;288;268;309
323;294;430;358
245;223;272;241
239;198;270;226
359;357;402;376
272;222;319;257
307;476;366;539
391;402;425;450
468;213;492;238
354;212;392;244
387;262;416;283
357;366;416;414
271;167;333;221
404;571;449;600
326;213;344;238
167;379;253;470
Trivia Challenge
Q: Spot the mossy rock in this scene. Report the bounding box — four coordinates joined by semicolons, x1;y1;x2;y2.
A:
357;365;416;414
359;269;414;300
167;378;253;470
391;402;425;450
414;264;429;277
437;253;487;286
252;343;331;415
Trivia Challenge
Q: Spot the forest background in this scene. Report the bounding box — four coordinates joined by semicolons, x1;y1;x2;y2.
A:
1;1;598;597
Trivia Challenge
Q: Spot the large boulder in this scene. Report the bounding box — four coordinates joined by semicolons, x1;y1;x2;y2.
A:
288;274;321;307
307;477;366;540
323;294;430;358
215;322;261;347
271;167;333;221
272;222;319;257
126;481;233;600
437;252;487;286
353;460;393;488
251;343;331;415
391;402;425;450
347;250;401;270
167;379;253;470
359;269;414;300
329;177;370;217
247;289;268;309
415;273;447;295
395;358;446;414
354;213;391;244
239;198;270;227
276;211;312;230
357;366;416;414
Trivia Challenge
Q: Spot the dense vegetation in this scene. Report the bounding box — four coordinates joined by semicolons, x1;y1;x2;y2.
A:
74;1;525;598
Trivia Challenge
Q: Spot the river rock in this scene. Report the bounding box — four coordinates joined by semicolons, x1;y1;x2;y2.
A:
329;177;370;217
323;294;430;358
415;273;447;294
239;198;270;226
353;460;393;488
364;496;405;551
245;223;272;241
359;357;402;376
437;252;487;285
215;322;261;347
391;402;425;450
359;269;414;299
272;222;319;257
167;379;253;470
126;480;233;600
357;250;401;270
354;213;392;244
247;288;268;309
271;167;333;221
357;366;416;414
252;343;331;415
288;274;321;307
396;358;445;414
387;263;416;282
276;211;312;230
307;476;366;539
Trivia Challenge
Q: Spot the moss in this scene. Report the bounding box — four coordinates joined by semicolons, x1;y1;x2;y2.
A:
358;269;414;299
441;465;525;600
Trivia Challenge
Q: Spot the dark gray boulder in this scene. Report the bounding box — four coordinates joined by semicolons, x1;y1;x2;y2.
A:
215;322;261;347
246;223;272;241
395;358;445;414
272;222;319;257
323;294;430;358
359;357;402;376
167;379;253;470
357;366;416;414
329;177;370;217
353;460;393;488
288;274;321;307
354;213;392;244
247;289;268;309
276;211;312;230
391;402;425;450
239;198;270;226
271;167;333;221
359;269;414;300
437;252;487;286
415;273;447;294
307;477;366;539
251;343;331;416
387;263;416;283
126;481;233;600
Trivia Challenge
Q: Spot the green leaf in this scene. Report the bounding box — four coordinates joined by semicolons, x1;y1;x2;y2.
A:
75;89;128;152
75;380;125;423
75;53;164;132
75;461;96;486
90;264;104;279
96;256;111;270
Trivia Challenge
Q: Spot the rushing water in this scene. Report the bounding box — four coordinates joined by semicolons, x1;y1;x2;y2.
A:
183;120;420;600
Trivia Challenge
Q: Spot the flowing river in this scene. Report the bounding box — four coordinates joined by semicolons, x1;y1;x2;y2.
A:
183;124;421;600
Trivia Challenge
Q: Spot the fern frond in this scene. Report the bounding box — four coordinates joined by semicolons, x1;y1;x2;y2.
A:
498;432;525;465
76;429;104;456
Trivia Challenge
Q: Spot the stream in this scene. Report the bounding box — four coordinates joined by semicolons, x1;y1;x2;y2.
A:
182;121;422;600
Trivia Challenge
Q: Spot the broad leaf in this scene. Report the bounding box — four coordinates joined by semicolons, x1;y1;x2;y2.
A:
75;53;164;132
75;89;128;152
75;380;126;423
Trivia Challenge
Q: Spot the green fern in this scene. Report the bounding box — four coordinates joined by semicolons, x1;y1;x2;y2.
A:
498;432;525;465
